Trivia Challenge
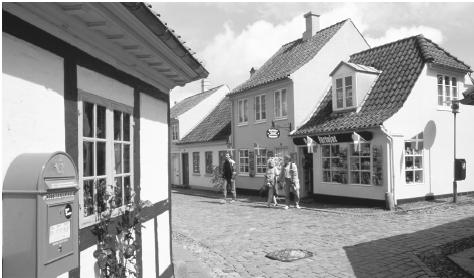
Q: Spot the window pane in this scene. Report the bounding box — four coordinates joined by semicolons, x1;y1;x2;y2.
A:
406;156;413;169
244;100;248;122
124;145;130;173
124;176;132;204
445;76;451;102
114;110;122;140
322;158;330;169
406;171;414;183
361;143;370;156
414;156;423;169
452;78;457;99
97;178;107;214
438;84;443;105
83;179;94;216
346;86;353;107
238;101;243;122
351;171;360;184
323;171;331;182
123;113;130;141
336;88;343;108
361;172;371;184
255;96;260;120
114;177;123;208
275;91;280;117
350;157;360;170
261;95;266;119
336;78;343;88
97;105;106;139
282;89;287;116
97;142;106;176
83;102;94;137
437;75;443;85
322;145;330;157
415;171;423;183
115;143;122;174
83;141;94;177
361;157;370;170
345;76;352;86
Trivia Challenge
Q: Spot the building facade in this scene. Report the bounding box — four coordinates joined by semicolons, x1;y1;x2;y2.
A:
2;3;207;277
170;85;229;186
228;13;369;196
292;35;474;204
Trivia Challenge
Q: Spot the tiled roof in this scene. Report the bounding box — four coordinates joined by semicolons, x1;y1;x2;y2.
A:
170;85;223;119
177;97;231;144
293;35;472;136
330;61;381;76
230;19;349;95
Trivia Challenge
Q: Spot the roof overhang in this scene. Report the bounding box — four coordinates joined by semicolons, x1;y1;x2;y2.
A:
428;62;472;74
3;2;208;92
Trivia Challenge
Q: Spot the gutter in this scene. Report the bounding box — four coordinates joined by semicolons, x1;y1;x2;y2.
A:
380;125;396;208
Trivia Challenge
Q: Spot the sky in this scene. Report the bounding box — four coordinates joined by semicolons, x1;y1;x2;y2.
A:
151;2;474;105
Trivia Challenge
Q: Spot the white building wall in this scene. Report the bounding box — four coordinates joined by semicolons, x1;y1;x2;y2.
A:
179;142;228;190
384;65;474;200
293;21;370;128
2;33;65;181
177;85;229;139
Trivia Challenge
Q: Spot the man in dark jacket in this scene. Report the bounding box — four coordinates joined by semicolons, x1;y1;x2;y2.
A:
221;152;236;203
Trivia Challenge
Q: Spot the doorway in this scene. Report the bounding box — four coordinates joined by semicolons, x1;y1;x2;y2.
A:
301;147;314;196
171;154;181;185
182;153;189;186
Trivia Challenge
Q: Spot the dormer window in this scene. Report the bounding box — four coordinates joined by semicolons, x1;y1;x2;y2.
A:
335;76;354;109
437;74;458;106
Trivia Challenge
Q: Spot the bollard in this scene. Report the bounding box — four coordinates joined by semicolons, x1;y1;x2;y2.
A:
385;192;395;211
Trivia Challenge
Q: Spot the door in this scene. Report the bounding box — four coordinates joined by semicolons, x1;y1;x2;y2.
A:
182;153;189;185
171;154;181;185
301;147;314;196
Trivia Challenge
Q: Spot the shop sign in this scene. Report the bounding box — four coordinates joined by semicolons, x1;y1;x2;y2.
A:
313;132;373;144
266;128;280;139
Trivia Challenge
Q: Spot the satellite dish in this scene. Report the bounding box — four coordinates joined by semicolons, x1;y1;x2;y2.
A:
423;120;436;149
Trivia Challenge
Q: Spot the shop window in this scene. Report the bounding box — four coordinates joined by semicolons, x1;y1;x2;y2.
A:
205;151;213;174
322;145;348;184
255;149;267;174
171;122;179;141
192;152;200;174
405;133;424;184
238;99;248;124
239;149;249;174
321;142;383;186
437;75;458;106
274;89;288;119
79;97;133;227
255;95;266;122
334;76;355;110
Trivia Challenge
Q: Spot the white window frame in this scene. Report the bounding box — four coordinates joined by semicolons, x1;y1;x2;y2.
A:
205;151;213;175
274;89;288;120
171;122;179;141
192;152;200;174
78;92;134;228
239;149;249;175
237;98;249;125
334;76;355;110
437;74;458;107
255;148;267;175
254;94;267;123
404;133;424;184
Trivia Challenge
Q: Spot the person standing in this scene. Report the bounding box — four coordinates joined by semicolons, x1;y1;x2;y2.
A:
280;154;300;209
221;152;237;203
264;158;279;207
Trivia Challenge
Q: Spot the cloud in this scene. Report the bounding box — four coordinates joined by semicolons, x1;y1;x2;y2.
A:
366;25;444;47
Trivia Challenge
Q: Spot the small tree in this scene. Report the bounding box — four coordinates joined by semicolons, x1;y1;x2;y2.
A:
210;165;225;191
91;184;152;278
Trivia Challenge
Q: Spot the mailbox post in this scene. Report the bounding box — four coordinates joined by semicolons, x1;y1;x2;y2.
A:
3;152;79;278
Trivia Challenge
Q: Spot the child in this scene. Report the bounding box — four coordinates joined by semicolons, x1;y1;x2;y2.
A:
264;158;279;207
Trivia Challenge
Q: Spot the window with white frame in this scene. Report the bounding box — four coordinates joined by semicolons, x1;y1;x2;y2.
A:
335;76;355;109
238;99;249;124
438;75;458;106
79;96;133;227
239;149;249;173
192;152;200;174
274;89;287;119
255;148;267;174
205;151;213;174
255;95;266;122
405;132;424;184
321;142;383;186
171;122;179;141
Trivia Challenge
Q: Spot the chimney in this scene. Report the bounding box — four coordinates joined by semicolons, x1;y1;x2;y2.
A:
250;67;258;77
302;12;320;41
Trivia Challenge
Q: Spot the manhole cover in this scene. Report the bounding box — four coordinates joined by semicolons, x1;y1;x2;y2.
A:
265;249;313;262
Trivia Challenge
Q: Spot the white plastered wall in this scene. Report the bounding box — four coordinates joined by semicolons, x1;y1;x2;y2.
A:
2;32;65;181
384;65;474;200
292;21;370;128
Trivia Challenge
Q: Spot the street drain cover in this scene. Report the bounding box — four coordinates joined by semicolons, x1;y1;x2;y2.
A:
265;249;313;262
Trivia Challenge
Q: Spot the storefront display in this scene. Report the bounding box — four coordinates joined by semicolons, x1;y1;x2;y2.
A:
404;133;424;184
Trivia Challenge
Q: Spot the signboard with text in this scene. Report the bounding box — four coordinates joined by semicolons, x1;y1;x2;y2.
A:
266;128;280;139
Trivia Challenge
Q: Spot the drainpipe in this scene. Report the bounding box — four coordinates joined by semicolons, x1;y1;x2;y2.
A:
380;125;396;210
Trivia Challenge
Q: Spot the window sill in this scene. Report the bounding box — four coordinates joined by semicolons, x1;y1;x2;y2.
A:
405;182;425;186
237;122;248;127
254;119;267;125
273;117;288;122
320;182;376;187
436;106;452;112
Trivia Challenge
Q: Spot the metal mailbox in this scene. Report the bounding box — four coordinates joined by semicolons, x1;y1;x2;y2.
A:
3;152;79;278
455;158;466;181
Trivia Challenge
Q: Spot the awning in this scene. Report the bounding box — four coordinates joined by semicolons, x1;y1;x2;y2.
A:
293;131;373;145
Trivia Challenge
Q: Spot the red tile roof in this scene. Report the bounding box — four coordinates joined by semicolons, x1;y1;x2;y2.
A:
230;19;349;95
177;97;231;144
293;35;471;136
170;85;223;119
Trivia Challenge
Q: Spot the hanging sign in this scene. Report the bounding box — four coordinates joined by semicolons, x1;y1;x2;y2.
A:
266;128;280;139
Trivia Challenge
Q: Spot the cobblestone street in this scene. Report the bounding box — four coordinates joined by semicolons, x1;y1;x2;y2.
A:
171;189;474;278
